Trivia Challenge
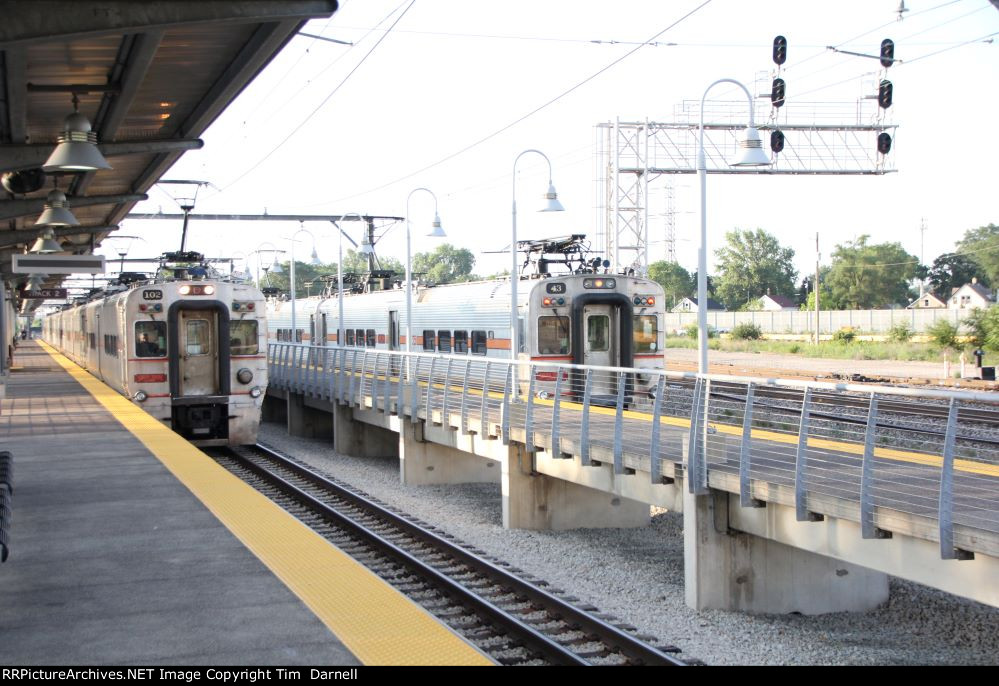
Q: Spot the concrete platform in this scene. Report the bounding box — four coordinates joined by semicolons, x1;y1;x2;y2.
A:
0;342;489;666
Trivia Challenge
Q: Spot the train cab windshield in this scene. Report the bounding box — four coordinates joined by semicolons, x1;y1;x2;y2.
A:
538;316;569;355
135;321;167;357
633;315;658;353
230;320;259;356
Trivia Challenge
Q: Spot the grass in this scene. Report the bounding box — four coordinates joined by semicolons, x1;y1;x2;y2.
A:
662;335;950;362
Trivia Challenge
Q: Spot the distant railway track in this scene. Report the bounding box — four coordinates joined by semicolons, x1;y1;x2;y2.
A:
212;443;693;666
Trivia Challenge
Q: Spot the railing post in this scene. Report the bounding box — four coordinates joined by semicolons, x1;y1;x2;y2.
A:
441;357;453;428
580;369;593;466
686;377;706;494
425;356;438;425
459;359;471;433
551;366;564;457
649;374;666;483
860;393;886;538
347;349;359;408
739;382;762;507
501;363;512;445
613;371;626;475
409;356;421;424
525;366;537;452
939;398;972;560
480;362;492;437
794;387;821;521
395;351;406;417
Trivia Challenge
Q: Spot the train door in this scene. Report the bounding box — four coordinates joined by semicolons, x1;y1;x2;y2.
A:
179;309;219;396
583;304;616;396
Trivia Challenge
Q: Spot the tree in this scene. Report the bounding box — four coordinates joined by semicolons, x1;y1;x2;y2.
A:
955;223;999;287
928;252;986;297
825;235;920;309
259;260;337;294
411;243;475;284
647;260;694;308
713;228;797;310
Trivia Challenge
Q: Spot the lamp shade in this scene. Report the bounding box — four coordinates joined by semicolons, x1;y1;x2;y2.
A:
731;126;772;167
270;258;284;274
30;229;62;254
426;213;446;238
359;241;375;255
309;247;321;266
35;189;79;227
540;183;565;212
43;110;112;172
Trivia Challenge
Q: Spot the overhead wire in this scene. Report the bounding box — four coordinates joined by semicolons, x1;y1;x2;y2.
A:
214;0;418;196
320;0;715;207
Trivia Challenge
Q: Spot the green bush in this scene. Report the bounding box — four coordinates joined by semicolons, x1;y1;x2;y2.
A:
981;306;999;351
887;322;914;343
927;319;960;349
684;323;717;339
963;309;987;349
731;322;763;340
832;327;857;343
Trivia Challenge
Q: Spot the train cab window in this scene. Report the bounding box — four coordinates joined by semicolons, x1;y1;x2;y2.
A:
587;315;610;352
538;316;570;355
355;329;365;347
471;330;487;355
346;329;355;346
438;330;451;353
366;329;376;347
423;330;435;352
295;328;304;343
454;330;468;354
231;321;259;356
633;315;658;353
135;321;167;357
186;320;210;356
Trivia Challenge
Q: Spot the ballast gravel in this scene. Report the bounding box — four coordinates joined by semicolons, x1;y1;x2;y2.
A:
259;422;999;666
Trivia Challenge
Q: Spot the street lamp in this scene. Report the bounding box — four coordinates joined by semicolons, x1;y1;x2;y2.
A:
511;149;564;361
289;222;321;342
696;79;771;374
252;242;285;288
405;188;445;355
329;213;366;345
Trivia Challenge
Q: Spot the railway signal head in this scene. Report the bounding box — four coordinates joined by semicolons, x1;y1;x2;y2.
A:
770;130;785;153
773;35;787;65
877;132;892;155
771;78;786;108
878;79;893;109
880;39;895;68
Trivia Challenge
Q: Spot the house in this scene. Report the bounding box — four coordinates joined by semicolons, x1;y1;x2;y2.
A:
907;291;947;309
672;296;725;313
757;294;798;311
948;279;995;310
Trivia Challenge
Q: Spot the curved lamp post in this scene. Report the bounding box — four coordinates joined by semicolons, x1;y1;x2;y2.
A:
289;223;320;342
405;188;445;356
329;213;367;345
511;149;564;363
252;241;285;288
696;79;771;374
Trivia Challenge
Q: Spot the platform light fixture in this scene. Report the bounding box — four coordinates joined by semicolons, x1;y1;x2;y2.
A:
29;229;63;254
405;188;446;356
35;187;79;228
42;95;112;172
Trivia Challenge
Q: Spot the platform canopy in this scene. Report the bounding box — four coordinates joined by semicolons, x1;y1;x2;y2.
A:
0;0;338;306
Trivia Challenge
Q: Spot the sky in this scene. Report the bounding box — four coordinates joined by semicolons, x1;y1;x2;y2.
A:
101;0;999;289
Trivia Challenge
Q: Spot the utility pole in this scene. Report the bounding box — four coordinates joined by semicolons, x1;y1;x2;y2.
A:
919;217;927;296
814;232;820;345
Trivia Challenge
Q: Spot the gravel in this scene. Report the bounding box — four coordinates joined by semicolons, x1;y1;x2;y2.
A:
259;422;999;666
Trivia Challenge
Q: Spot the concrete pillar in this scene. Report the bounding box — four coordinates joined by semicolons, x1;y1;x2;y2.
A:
261;391;287;424
333;403;398;458
398;421;499;486
683;488;889;614
502;443;650;530
286;393;333;440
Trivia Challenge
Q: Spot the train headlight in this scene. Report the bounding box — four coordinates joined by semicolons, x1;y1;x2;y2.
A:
236;368;254;384
249;386;263;398
133;390;148;403
179;285;191;295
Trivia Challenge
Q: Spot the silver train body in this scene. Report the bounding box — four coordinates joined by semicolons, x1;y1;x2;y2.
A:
42;280;268;446
266;273;666;402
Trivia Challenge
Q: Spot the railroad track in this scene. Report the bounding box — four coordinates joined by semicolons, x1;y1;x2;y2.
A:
211;443;694;666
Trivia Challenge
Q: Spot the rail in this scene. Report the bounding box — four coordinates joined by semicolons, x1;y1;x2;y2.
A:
267;342;999;562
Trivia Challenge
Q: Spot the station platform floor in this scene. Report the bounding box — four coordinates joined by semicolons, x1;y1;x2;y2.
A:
0;340;489;666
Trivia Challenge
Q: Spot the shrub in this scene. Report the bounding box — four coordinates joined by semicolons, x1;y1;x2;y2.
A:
927;319;960;349
963;309;987;349
684;323;717;339
731;322;763;340
887;322;914;343
789;344;801;354
832;327;857;343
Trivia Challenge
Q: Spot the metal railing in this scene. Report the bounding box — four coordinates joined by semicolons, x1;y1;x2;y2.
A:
268;342;999;561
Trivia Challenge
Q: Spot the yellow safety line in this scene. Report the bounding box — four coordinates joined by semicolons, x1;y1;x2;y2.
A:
39;342;491;667
287;360;999;478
